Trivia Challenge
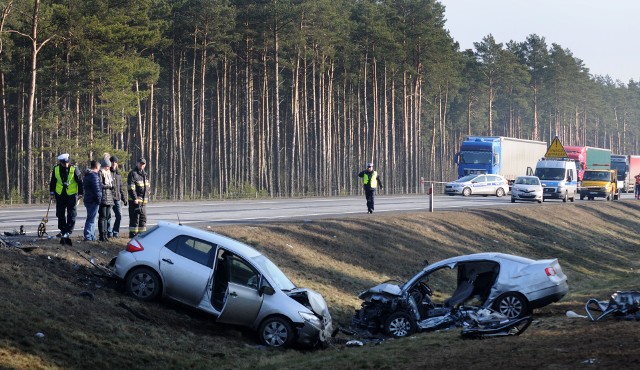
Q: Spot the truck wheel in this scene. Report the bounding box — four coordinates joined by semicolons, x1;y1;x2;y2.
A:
462;187;471;197
588;196;594;201
580;194;585;200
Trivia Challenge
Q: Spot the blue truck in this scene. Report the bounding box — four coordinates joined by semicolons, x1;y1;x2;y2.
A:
455;136;548;183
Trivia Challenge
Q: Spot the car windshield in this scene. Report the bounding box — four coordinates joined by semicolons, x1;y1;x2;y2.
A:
534;168;565;180
455;174;478;183
583;171;609;181
459;151;492;165
515;177;539;186
252;255;296;291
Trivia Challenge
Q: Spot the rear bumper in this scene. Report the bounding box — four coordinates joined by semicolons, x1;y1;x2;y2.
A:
528;280;569;309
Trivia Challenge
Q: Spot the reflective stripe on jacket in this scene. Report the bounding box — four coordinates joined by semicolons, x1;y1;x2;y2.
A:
54;165;79;195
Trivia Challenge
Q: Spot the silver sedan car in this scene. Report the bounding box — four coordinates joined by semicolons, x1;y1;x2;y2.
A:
112;222;333;348
353;253;568;338
444;174;509;197
511;176;543;203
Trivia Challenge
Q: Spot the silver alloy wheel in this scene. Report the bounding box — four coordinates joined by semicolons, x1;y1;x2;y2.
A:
127;268;160;301
496;188;505;197
385;313;414;338
497;294;525;319
260;318;292;347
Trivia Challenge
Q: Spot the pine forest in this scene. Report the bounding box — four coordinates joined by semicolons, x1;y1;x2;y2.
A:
1;0;639;203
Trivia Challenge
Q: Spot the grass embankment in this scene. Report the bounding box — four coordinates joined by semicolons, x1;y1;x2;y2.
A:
1;200;639;369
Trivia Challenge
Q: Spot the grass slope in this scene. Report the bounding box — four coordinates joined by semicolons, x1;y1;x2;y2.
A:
1;200;639;369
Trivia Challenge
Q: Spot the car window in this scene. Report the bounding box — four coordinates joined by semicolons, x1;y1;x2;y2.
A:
228;256;260;290
488;175;502;182
475;176;487;183
166;235;216;266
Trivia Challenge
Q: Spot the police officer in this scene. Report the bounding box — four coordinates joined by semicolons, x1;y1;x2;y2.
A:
49;153;83;238
127;158;150;237
358;163;383;213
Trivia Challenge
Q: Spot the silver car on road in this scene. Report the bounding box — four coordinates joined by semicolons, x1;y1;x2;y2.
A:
112;221;333;348
511;176;543;203
444;174;509;197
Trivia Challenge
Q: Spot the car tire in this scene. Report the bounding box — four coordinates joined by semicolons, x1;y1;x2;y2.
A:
562;192;567;203
259;316;295;348
462;187;472;197
125;267;161;302
384;311;416;338
588;196;594;200
537;199;542;204
496;188;506;197
493;293;530;319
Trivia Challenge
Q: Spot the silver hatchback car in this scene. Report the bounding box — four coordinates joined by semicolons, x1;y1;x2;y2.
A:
112;222;333;348
511;176;543;203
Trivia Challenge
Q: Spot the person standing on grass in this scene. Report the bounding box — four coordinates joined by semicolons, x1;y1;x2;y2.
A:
107;155;127;238
97;156;115;241
358;163;383;214
128;158;150;237
49;153;83;238
82;160;102;241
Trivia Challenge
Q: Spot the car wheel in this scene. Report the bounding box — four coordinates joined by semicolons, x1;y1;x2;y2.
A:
537;199;542;204
511;197;515;203
259;316;295;348
462;187;472;197
562;192;567;202
384;311;416;338
125;267;161;301
493;293;530;319
496;188;506;197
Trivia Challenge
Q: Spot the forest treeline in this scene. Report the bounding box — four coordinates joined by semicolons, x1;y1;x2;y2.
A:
1;0;639;203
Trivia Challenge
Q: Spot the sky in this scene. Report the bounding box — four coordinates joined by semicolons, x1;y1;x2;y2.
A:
438;0;640;83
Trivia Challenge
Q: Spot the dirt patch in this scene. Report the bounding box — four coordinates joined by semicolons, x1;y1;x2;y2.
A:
1;200;640;368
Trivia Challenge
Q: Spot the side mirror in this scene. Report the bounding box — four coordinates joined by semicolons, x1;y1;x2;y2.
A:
567;176;572;182
259;284;275;296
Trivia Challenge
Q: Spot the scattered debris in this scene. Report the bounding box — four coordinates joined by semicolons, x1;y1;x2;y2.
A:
79;291;95;300
35;332;45;338
582;358;598;365
345;340;363;347
38;198;54;237
585;291;640;321
566;310;588;319
117;302;154;322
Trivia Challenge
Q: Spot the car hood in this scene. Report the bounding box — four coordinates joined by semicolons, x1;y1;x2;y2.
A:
287;288;331;318
358;282;402;300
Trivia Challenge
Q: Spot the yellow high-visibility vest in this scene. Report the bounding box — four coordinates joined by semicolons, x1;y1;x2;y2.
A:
363;171;378;188
54;165;78;195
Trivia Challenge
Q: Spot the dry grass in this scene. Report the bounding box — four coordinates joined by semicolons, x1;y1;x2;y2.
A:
1;200;640;369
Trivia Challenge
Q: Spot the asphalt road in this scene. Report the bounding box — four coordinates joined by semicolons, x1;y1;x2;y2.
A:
1;193;636;235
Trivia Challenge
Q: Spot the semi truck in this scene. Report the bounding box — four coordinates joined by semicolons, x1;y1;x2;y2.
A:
454;136;547;183
564;146;611;181
610;154;629;192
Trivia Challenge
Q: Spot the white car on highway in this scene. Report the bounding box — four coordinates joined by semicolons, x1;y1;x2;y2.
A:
444;174;509;197
511;176;543;203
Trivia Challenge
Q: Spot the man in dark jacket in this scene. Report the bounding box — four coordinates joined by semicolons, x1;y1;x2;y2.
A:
127;158;150;237
107;155;127;238
358;162;383;214
49;153;83;238
82;160;102;241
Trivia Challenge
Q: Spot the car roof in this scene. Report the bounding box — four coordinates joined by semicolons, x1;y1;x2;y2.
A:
425;252;535;270
154;221;262;258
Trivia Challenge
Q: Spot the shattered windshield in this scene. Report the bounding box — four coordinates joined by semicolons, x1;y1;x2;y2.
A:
534;168;565;180
459;151;492;165
252;255;296;291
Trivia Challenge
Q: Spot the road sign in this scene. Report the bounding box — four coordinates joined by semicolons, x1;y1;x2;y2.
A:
545;137;568;158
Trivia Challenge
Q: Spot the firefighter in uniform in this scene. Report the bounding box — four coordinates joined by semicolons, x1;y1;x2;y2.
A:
358;163;383;213
49;153;83;238
127;158;150;237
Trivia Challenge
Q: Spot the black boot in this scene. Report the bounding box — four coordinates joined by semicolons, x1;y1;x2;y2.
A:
99;233;106;242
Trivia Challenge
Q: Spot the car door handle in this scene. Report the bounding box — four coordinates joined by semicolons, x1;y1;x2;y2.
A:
229;291;238;297
162;258;174;264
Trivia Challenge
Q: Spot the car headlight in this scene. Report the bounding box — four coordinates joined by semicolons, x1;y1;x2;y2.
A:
299;311;321;327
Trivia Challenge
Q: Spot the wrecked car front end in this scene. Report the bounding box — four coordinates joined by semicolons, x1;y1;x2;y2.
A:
286;288;334;346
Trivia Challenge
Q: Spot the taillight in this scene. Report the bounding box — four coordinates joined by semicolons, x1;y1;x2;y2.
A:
545;267;557;276
126;240;144;253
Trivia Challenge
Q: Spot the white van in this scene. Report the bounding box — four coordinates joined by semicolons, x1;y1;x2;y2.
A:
534;158;578;202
